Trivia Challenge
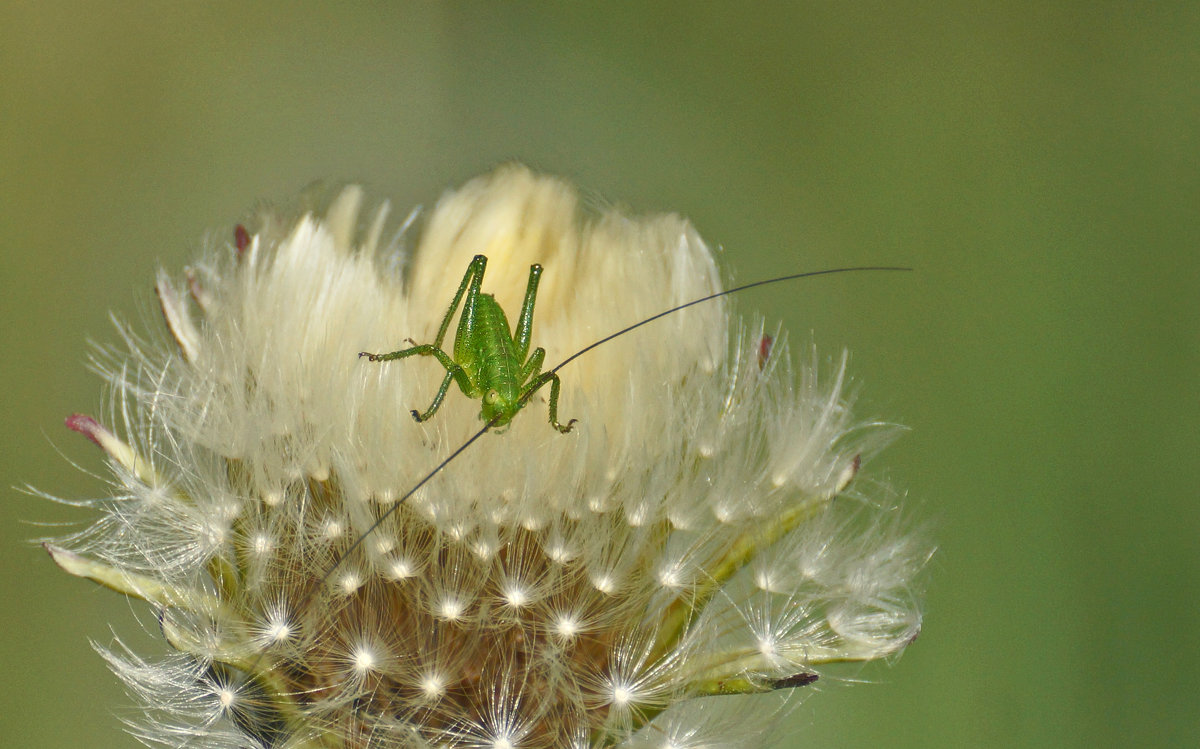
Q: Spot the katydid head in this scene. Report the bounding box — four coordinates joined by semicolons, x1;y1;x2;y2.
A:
480;386;518;430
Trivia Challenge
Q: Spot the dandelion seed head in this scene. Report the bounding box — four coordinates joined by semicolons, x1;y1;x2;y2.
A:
712;503;736;524
611;684;635;707
351;644;377;675
419;671;447;699
757;633;779;659
198;518;227;551
519;515;544;532
502;584;530;609
657;559;688;590
437;595;467;622
46;165;928;747
338;571;363;595
625;504;650;527
471;539;496;560
553;613;582;640
369;538;394;557
263;615;292;645
375;487;396;504
388;557;416;580
250;532;273;556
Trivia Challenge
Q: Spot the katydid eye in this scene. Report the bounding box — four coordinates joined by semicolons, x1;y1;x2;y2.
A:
484;389;500;405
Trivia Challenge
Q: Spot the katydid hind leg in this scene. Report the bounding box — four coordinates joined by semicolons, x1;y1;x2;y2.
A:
451;255;489;355
512;263;544;364
434;254;489;349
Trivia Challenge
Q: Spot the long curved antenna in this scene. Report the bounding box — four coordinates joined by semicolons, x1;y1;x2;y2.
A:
305;267;910;608
550;266;910;375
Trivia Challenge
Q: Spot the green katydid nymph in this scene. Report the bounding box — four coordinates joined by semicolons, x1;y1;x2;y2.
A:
359;254;577;433
359;254;909;441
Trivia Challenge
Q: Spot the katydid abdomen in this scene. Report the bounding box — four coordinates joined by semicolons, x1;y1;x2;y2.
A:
459;293;524;427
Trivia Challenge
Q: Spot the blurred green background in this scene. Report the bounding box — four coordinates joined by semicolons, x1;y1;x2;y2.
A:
3;3;1196;747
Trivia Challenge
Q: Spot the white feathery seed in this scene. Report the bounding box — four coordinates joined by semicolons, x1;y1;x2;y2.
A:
419;671;448;700
260;612;293;646
350;644;378;676
46;164;928;747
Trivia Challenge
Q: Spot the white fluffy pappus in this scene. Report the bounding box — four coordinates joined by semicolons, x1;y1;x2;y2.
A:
46;164;929;748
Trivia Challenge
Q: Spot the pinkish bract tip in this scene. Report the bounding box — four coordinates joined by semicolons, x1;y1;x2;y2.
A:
64;413;104;448
757;334;774;370
234;224;250;257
